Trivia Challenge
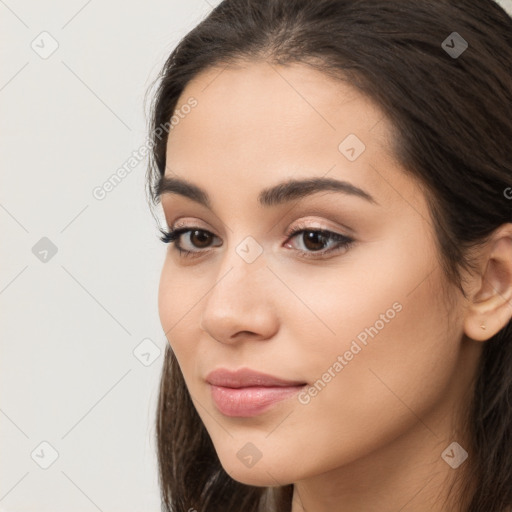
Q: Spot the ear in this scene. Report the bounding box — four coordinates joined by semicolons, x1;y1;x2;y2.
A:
464;224;512;342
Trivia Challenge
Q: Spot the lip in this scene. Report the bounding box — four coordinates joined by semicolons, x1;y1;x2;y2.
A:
205;367;306;388
206;367;307;417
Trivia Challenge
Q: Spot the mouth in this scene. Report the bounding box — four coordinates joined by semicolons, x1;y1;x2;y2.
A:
205;367;307;417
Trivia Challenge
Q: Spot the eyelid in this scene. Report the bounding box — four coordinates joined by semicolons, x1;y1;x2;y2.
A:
169;217;216;234
168;218;350;240
284;217;353;237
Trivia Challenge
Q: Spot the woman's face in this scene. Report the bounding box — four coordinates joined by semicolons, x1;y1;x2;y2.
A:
157;61;480;491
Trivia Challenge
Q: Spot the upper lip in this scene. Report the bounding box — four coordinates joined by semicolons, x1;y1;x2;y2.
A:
205;367;307;388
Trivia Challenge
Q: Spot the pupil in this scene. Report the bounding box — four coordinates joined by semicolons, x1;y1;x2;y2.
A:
304;231;326;251
192;230;211;248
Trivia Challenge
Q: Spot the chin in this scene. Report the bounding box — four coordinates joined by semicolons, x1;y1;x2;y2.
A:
218;456;295;487
227;469;284;487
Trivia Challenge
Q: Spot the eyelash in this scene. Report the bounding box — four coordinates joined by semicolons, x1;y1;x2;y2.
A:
159;223;355;260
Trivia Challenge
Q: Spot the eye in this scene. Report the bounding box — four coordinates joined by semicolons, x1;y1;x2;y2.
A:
159;226;221;258
158;223;355;260
283;224;355;259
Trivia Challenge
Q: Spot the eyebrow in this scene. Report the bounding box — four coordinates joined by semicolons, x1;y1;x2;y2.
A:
155;174;378;208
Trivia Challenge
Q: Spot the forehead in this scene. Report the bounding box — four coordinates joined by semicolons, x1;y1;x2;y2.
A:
164;60;420;213
168;59;390;152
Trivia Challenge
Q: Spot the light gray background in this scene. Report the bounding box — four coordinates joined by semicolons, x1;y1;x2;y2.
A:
1;1;511;511
0;1;222;511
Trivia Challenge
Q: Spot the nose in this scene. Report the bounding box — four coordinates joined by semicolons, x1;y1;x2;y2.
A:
199;258;280;345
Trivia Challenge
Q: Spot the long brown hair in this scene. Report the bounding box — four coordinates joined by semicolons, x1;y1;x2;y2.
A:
145;1;512;510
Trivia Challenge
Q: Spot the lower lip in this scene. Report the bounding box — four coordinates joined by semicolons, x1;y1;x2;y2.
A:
209;384;306;417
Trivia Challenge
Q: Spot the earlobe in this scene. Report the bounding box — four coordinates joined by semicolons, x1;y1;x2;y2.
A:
463;225;512;342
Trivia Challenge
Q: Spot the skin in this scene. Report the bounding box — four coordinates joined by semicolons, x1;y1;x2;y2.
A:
157;60;512;512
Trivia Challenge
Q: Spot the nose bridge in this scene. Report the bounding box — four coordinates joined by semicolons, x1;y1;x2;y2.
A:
199;236;278;341
205;240;266;314
213;224;268;291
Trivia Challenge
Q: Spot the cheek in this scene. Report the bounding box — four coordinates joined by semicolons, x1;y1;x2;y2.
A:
157;259;175;337
157;258;202;364
298;233;457;396
273;231;447;379
289;288;457;481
